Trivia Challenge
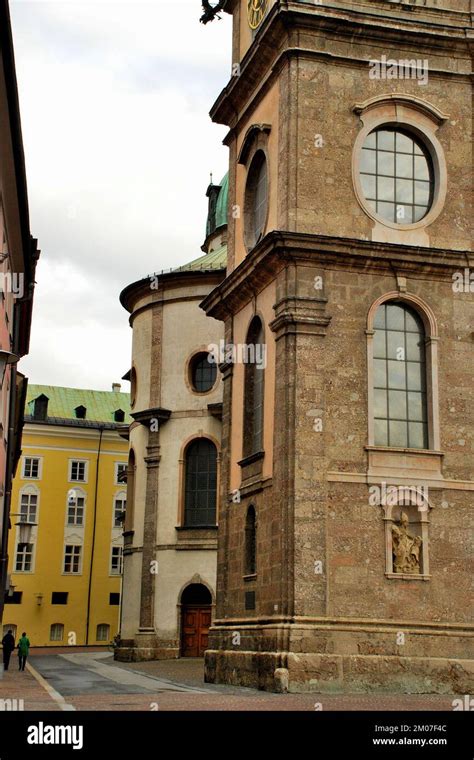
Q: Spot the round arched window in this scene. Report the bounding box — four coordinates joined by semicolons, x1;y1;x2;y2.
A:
189;352;217;393
245;150;268;249
359;128;434;225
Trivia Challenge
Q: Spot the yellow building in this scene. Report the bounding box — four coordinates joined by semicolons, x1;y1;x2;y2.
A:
3;384;130;647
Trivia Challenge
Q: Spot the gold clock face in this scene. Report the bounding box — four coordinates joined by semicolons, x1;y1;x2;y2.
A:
247;0;268;30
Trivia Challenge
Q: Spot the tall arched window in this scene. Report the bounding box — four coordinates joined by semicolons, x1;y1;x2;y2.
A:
373;302;428;449
243;317;265;458
245;151;268;249
245;506;256;575
184;439;217;527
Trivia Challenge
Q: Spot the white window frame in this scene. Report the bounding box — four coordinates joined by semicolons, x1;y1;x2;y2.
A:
19;489;39;524
14;542;34;573
114;462;127;485
22;456;42;480
63;544;82;574
96;623;110;642
110;546;123;575
50;623;64;642
113;492;126;528
66;490;86;527
68;459;88;484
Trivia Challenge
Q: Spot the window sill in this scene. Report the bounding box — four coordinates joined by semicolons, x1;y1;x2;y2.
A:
175;526;218;550
367;447;443;481
385;572;431;581
366;446;443;456
238;451;265;468
176;525;218;531
243;573;257;582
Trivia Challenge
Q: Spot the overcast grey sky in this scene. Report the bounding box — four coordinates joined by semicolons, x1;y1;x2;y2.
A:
11;0;231;391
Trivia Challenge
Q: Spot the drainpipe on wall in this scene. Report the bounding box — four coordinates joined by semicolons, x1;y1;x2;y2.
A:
85;425;104;646
0;365;18;624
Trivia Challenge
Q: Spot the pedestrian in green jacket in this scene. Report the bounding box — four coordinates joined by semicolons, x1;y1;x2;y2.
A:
17;632;30;671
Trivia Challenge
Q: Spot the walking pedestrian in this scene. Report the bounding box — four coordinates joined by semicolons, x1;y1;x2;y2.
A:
1;630;15;671
17;632;30;671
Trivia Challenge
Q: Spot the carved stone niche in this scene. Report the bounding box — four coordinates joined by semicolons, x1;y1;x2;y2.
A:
379;487;432;580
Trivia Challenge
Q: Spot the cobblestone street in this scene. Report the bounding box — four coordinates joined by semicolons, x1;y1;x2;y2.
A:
0;651;459;712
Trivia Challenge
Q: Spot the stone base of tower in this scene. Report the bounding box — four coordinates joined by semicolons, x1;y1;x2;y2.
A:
114;631;179;662
204;619;474;694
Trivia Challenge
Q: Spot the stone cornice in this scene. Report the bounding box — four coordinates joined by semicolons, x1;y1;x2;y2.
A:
131;408;171;427
21;422;123;443
212;3;471;128
200;230;472;322
209;614;474;634
270;294;332;338
120;269;224;319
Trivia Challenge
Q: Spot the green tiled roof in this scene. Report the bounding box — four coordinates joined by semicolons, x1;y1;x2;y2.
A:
173;243;227;274
26;384;131;424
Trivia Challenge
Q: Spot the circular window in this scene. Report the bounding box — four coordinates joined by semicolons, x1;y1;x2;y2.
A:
359;128;434;225
189;352;217;393
245;150;268;249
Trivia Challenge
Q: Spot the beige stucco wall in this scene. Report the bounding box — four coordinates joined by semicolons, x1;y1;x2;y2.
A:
130;304;153;414
152;550;216;641
121;275;223;649
161;294;223;412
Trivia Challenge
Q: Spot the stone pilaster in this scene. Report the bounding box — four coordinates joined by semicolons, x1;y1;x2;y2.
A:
138;431;161;631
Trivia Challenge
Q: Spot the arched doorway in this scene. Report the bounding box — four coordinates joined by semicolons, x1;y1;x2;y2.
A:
180;583;212;657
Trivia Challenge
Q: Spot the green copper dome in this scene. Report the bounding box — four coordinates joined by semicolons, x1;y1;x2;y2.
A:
206;172;228;238
214;172;228;229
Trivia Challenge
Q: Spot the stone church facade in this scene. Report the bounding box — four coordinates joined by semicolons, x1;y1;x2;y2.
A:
200;0;474;692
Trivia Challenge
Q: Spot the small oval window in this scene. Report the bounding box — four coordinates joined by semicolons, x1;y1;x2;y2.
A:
189;352;217;393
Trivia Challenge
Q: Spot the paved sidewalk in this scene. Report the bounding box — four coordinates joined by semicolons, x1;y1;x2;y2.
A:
0;653;460;712
105;656;457;711
0;663;62;711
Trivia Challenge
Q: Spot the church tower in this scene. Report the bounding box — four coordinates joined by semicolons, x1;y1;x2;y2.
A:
202;0;474;692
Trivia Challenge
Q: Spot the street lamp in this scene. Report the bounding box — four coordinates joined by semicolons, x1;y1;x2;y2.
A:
5;574;15;597
10;513;36;546
0;349;19;387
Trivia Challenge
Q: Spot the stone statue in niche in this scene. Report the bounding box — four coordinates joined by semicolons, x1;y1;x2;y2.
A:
391;511;422;574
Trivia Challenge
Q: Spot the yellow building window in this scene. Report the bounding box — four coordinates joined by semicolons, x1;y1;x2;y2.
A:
50;623;64;642
96;624;110;642
64;545;82;574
